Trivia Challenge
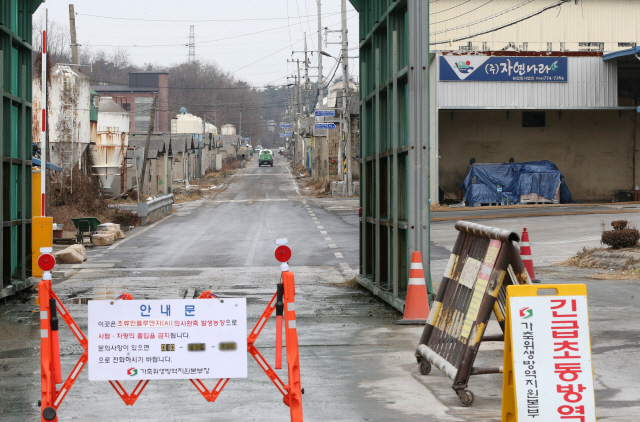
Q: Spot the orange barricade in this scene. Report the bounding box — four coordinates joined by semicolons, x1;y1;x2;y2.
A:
38;268;303;421
190;271;303;421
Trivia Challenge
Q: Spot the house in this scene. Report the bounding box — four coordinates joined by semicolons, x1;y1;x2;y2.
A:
92;71;170;133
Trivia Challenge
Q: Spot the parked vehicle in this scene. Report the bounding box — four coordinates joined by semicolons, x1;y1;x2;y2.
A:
258;149;273;167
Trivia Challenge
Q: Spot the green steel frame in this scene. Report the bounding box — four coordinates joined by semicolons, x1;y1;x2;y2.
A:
351;0;430;312
1;0;43;298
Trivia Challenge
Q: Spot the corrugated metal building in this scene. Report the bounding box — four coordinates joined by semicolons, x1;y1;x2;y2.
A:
351;0;640;311
1;0;43;298
432;51;639;201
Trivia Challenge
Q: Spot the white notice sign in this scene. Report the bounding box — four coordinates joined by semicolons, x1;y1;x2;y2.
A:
88;299;247;380
509;295;596;421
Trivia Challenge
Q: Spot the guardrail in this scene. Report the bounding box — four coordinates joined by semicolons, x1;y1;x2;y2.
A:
137;194;174;226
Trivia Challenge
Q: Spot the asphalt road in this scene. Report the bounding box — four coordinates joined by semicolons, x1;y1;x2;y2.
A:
2;154;639;421
0;155;423;422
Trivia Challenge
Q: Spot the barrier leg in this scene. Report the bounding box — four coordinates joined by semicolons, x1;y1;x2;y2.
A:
275;284;284;369
282;271;303;421
39;279;57;421
108;293;150;406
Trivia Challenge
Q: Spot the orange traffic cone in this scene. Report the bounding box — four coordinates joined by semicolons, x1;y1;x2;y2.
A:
520;228;540;283
397;251;430;325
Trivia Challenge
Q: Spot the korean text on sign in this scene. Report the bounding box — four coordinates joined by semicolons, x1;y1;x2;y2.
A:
510;295;596;421
88;299;247;381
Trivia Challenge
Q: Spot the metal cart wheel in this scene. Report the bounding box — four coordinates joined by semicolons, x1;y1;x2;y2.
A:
457;390;474;407
419;359;431;375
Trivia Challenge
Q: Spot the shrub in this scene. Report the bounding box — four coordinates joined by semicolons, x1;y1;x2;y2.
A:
601;229;640;249
611;220;629;230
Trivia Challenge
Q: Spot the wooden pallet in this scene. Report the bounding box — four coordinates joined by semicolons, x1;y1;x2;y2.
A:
473;202;512;207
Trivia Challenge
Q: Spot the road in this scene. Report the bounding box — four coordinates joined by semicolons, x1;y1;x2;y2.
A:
1;153;639;421
0;154;426;422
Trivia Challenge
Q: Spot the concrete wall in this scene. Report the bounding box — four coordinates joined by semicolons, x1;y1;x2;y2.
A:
438;110;637;201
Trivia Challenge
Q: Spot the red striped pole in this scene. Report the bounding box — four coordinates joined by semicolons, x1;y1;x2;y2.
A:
41;10;47;217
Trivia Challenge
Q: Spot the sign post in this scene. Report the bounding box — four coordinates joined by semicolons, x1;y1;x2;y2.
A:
502;284;596;421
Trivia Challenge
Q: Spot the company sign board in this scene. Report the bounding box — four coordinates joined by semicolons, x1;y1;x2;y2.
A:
505;285;596;421
314;123;336;130
88;299;247;380
280;123;293;128
440;56;568;82
314;110;335;117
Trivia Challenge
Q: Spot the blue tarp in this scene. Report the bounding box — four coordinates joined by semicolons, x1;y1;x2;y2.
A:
460;160;572;206
31;157;63;172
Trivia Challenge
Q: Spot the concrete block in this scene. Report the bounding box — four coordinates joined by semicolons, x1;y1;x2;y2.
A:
53;248;84;264
67;244;87;261
92;233;115;246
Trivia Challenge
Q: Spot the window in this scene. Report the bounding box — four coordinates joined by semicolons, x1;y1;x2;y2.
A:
522;112;545;128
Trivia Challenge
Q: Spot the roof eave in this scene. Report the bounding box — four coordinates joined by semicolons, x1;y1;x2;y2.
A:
603;46;640;61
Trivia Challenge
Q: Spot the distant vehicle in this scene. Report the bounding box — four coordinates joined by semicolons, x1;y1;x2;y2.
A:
258;149;273;167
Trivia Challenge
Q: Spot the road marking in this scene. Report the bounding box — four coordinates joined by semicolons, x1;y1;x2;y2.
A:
302;200;307;204
317;226;324;229
328;244;337;249
334;252;344;258
286;166;302;196
325;237;332;241
312;218;318;221
320;231;328;235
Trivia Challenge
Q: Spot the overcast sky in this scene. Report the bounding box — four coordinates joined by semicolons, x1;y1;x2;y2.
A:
34;0;359;88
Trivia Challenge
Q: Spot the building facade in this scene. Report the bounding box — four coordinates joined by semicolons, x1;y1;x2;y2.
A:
350;0;640;311
92;71;170;133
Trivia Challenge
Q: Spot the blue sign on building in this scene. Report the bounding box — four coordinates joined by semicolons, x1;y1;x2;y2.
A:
439;56;568;82
280;123;293;128
315;110;335;117
314;123;336;130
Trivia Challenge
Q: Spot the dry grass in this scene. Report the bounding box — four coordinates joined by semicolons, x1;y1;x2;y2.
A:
587;268;640;280
49;166;138;231
557;247;601;268
430;203;452;211
173;188;203;204
332;277;359;289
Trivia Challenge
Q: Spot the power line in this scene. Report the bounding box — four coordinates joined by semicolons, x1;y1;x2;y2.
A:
431;0;571;44
76;11;341;23
430;0;536;36
431;0;496;25
85;13;340;48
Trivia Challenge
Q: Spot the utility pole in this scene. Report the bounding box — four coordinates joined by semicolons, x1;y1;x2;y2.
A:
304;34;310;114
341;0;351;195
297;60;302;117
68;4;78;72
317;0;323;106
140;92;158;196
239;111;242;137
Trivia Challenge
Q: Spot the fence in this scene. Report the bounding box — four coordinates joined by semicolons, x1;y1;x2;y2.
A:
414;221;532;406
